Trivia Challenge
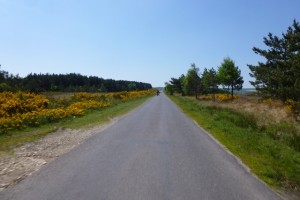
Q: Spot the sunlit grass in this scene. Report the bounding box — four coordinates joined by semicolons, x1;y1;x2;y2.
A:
169;95;300;192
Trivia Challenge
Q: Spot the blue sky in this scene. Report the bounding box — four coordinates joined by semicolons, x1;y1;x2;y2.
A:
0;0;300;88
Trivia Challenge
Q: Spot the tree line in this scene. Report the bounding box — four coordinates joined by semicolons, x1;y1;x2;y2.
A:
0;70;152;93
165;57;244;100
166;19;300;103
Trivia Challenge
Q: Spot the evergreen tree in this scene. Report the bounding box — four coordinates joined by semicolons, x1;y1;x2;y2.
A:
183;63;201;98
202;68;218;101
164;82;174;95
128;83;137;91
169;74;185;94
248;20;300;101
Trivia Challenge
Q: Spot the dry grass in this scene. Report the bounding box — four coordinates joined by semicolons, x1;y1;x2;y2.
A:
199;94;295;126
42;92;75;99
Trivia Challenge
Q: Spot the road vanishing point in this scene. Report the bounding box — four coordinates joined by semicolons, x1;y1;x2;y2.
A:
0;93;281;200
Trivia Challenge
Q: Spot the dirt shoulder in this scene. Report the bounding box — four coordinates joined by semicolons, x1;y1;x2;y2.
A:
0;119;118;192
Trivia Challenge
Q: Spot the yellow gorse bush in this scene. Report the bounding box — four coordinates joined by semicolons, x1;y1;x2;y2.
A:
68;101;111;110
0;92;49;117
0;90;155;133
262;98;282;107
285;99;300;120
200;94;240;102
285;99;300;111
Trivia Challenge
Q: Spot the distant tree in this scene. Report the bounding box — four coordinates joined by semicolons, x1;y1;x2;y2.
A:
128;83;137;91
202;68;219;101
98;84;107;92
50;84;59;91
217;57;244;99
0;66;9;91
0;65;9;84
0;65;4;82
183;63;201;98
0;83;11;92
164;82;174;95
248;19;300;101
169;74;185;94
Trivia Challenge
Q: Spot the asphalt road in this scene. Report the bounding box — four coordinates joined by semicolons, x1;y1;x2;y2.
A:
0;93;281;200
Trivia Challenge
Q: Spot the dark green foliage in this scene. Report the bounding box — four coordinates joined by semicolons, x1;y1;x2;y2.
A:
0;70;152;93
166;62;242;99
169;74;185;94
164;82;174;95
217;57;244;99
164;74;185;95
0;68;22;92
202;68;218;93
183;63;201;98
248;20;300;101
202;68;219;101
128;83;137;91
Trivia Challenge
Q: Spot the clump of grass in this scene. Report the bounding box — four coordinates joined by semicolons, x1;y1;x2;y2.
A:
170;95;300;193
265;121;300;151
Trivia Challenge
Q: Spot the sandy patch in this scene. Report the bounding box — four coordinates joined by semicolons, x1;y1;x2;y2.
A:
0;119;117;191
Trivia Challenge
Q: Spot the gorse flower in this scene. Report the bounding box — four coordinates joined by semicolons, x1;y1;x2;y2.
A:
200;94;240;102
0;90;155;133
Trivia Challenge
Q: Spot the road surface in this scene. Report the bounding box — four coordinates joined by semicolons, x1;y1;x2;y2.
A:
0;93;281;200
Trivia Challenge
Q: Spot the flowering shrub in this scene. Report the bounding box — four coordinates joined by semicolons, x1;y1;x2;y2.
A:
68;101;111;110
285;99;300;120
0;90;155;133
0;92;49;117
72;90;155;102
261;98;283;107
200;94;240;102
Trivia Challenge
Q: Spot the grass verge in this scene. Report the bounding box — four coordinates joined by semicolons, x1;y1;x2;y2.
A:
169;95;300;194
0;96;152;155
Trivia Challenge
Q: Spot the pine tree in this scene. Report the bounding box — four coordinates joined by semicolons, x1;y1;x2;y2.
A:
169;74;185;94
202;68;218;101
183;63;201;98
248;20;300;101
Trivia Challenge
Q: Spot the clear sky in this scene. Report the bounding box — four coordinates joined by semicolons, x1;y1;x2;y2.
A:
1;0;300;87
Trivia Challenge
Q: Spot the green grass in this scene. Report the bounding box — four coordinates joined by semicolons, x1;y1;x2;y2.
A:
0;96;152;156
169;95;300;192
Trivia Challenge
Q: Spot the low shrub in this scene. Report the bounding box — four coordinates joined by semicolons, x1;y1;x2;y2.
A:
0;90;155;133
200;93;240;102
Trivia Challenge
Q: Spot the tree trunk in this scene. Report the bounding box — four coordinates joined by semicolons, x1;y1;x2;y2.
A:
212;87;216;102
231;84;234;100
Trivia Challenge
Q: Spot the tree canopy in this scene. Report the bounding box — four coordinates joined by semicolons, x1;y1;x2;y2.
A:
217;57;244;98
169;75;185;94
248;20;300;101
183;63;201;98
202;68;218;94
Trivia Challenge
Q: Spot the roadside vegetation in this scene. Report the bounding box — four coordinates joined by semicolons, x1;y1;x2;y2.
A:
170;95;300;192
0;64;155;154
0;90;155;154
165;20;300;195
